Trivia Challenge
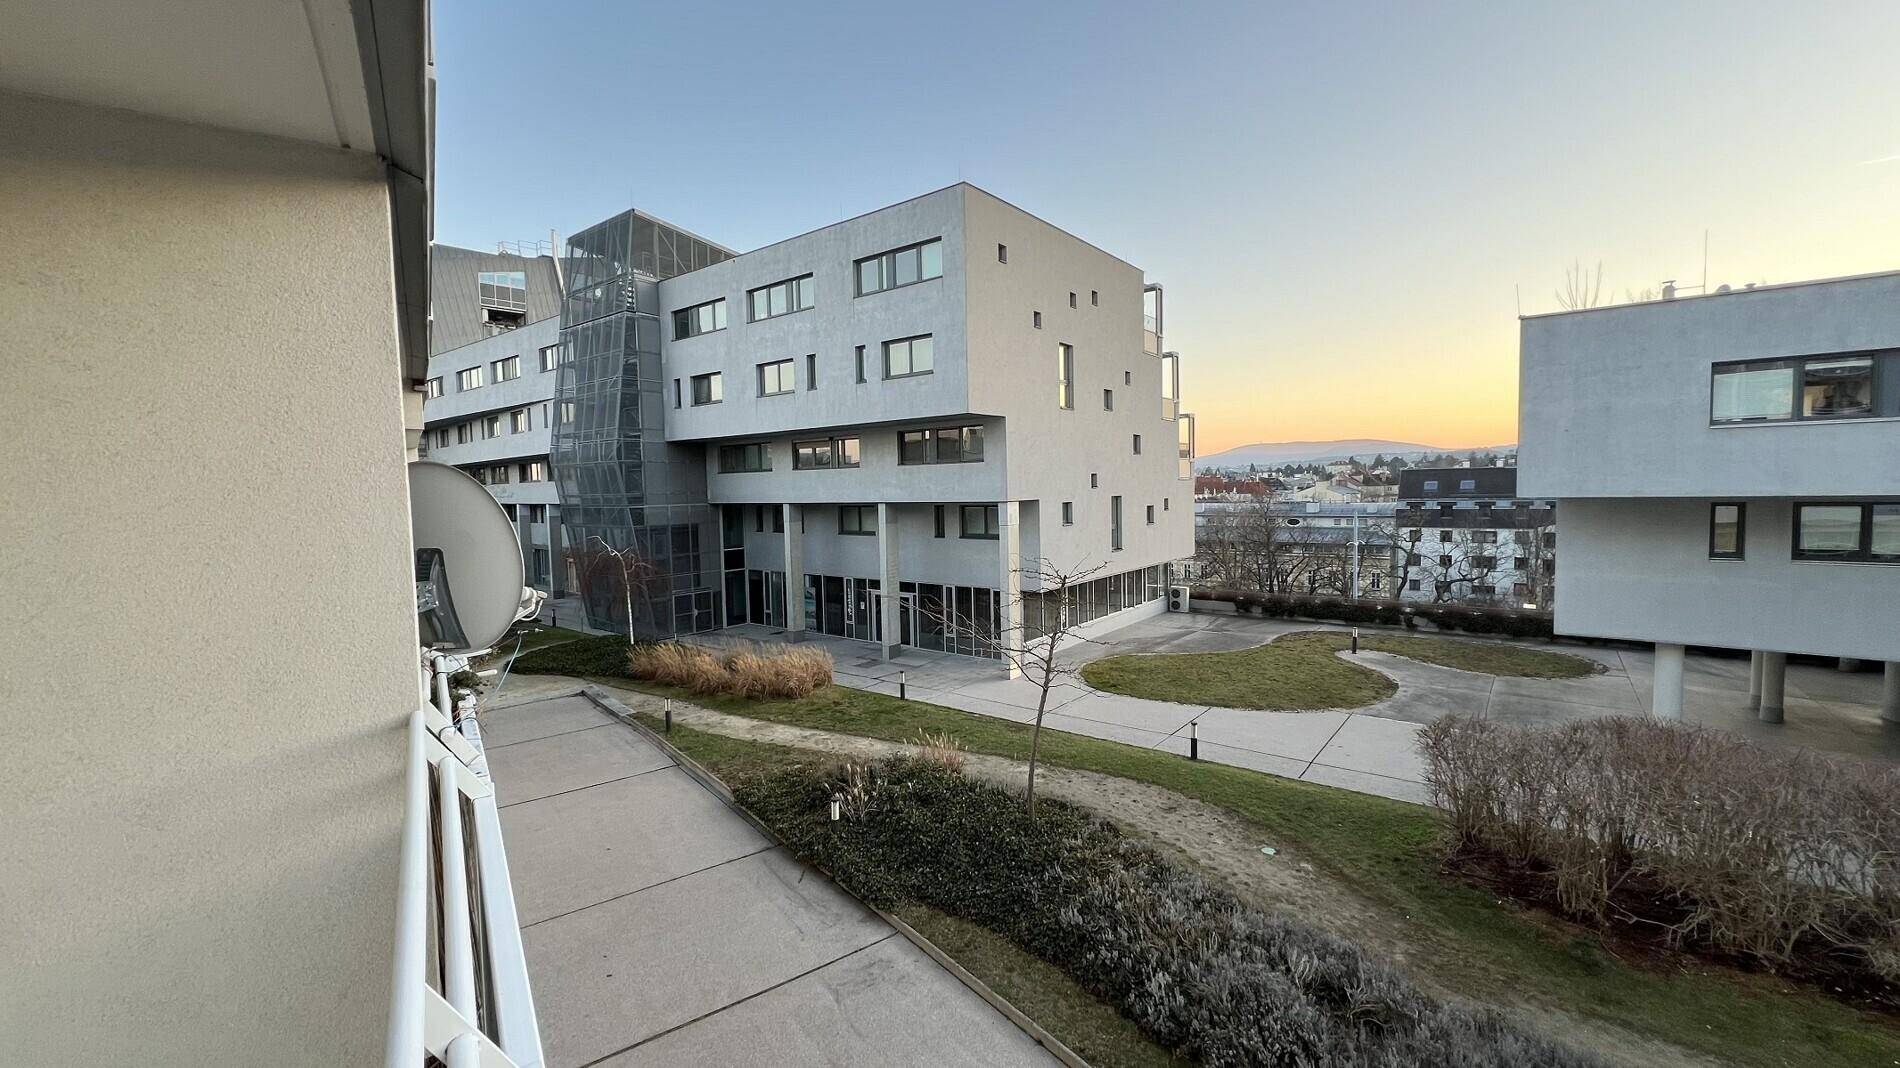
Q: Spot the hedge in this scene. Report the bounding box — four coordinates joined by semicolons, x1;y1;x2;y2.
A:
1191;588;1556;639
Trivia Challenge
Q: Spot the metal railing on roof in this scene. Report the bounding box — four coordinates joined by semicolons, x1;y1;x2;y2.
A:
387;654;544;1068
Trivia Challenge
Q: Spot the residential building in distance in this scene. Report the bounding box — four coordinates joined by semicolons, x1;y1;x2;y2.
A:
551;184;1196;667
1519;271;1900;720
423;246;564;593
1196;498;1400;597
1394;467;1556;607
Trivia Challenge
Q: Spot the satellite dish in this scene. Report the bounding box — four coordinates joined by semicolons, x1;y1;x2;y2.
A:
408;460;525;653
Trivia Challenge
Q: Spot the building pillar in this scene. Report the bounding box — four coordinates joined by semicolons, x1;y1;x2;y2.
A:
1747;650;1764;711
998;501;1023;679
1883;662;1900;726
1652;642;1685;720
782;503;806;641
877;502;901;660
1759;651;1787;724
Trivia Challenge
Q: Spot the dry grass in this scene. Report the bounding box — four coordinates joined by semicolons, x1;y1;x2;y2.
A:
909;729;967;774
628;641;833;699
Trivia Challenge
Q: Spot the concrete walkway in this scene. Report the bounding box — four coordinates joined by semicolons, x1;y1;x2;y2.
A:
481;691;1060;1068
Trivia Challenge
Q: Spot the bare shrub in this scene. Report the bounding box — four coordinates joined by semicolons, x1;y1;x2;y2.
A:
628;641;832;700
1420;715;1900;977
910;729;967;774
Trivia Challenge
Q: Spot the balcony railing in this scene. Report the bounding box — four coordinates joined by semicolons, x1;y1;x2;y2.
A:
387;654;543;1068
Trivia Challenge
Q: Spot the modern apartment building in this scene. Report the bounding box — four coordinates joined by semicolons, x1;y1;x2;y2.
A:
1519;271;1900;720
1394;467;1557;607
423;247;565;592
552;185;1196;666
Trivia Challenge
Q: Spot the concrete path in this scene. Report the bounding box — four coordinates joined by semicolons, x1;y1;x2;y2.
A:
481;692;1061;1068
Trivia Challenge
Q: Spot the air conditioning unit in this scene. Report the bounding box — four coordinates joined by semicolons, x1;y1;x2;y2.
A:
1167;585;1191;612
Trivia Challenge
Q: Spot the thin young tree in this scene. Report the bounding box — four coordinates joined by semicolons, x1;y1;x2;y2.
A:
567;536;657;642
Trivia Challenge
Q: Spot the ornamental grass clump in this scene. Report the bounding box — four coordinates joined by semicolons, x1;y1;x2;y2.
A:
737;757;1599;1067
1420;715;1900;985
627;640;833;699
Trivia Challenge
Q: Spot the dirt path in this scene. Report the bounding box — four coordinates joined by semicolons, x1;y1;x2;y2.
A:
511;677;1723;1068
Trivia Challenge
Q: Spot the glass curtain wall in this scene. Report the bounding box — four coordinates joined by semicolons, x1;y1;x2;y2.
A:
551;210;734;636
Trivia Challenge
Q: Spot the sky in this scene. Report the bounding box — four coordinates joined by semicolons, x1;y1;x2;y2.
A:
435;1;1900;456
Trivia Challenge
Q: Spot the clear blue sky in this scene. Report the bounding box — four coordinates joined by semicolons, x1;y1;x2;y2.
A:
436;1;1900;452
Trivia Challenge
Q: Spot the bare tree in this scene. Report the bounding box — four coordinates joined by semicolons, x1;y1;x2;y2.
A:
566;536;657;642
1555;259;1606;310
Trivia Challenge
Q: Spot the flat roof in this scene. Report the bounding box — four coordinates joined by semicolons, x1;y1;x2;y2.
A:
1519;267;1900;321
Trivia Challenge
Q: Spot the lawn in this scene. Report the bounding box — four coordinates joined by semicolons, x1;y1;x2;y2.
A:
561;661;1900;1068
1081;630;1596;709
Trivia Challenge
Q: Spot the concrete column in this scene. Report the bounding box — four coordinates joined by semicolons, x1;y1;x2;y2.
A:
877;502;901;660
1883;662;1900;725
998;501;1023;679
1652;642;1685;720
1747;650;1764;711
1759;651;1787;724
782;503;806;640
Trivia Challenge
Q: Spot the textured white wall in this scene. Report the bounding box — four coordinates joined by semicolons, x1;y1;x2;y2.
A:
0;93;416;1066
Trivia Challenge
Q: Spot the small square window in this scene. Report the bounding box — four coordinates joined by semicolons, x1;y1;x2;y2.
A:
1069;292;1077;308
1090;290;1099;306
998;243;1008;263
1061;502;1074;525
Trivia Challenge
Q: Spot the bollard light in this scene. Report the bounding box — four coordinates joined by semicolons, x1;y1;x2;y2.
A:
900;671;907;701
829;791;843;822
1351;626;1360;654
664;698;672;733
1189;719;1199;762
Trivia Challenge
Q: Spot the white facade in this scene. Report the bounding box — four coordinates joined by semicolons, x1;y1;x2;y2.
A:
1518;272;1900;719
643;185;1195;663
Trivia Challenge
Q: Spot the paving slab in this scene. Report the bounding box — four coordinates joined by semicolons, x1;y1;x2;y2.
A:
1192;708;1351;764
1312;715;1429;782
487;722;675;807
479;692;615;747
1193;740;1310;779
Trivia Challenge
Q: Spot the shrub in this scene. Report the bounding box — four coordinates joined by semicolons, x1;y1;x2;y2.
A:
1420;716;1900;983
626;640;834;700
909;729;967;774
1194;588;1555;638
739;758;1599;1067
510;634;637;678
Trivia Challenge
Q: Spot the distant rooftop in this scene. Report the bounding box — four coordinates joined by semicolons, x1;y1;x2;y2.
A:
1521;267;1900;321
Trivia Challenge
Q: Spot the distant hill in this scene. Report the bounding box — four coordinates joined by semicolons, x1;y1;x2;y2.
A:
1196;439;1516;471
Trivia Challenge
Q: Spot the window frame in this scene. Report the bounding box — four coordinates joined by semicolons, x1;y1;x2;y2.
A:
1057;343;1074;409
854;238;944;297
1710;350;1895;426
883;334;935;379
690;371;723;406
959;504;1000;540
717;442;773;474
1708;502;1746;560
757;358;796;397
896;425;985;466
1791;501;1900;564
838;504;878;536
457;366;483;391
671;298;728;340
1061;501;1074;526
792;437;861;470
747;274;815;323
423;377;443;399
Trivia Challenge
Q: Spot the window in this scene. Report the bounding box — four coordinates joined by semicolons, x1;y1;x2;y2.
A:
518;461;546;483
1069;291;1078;308
529;504;547;522
1422;479;1439;492
690;371;723;405
854;346;866;383
1472;555;1496;570
856;238;942;295
1709;502;1745;559
1091;290;1099;306
539;345;560;372
509;408;529;433
1033;311;1042;329
1061;501;1074;525
1163;498;1170;511
1103;388;1114;411
960;505;1000;539
748;275;815;322
1514;556;1530;570
1132;433;1142;454
671;298;727;339
456;422;473;445
1110;495;1123;550
1124;370;1132;385
1057;343;1074;409
492;356;520;382
1473;584;1496;597
1439;530;1452;543
1145;504;1155;525
805;353;816;390
434;428;450;448
1793;502;1900;562
997;243;1008;263
898;425;984;465
478;271;527;310
673;379;681;408
423;377;443;399
1090;473;1098;488
792;437;860;470
718;443;772;473
1458;479;1476;492
484;415;501;439
457;366;483;391
884;334;934;378
838;505;877;535
1439;554;1453;567
489;464;510;485
758;358;795;396
934;505;946;538
1712;351;1897;424
1513;582;1529;599
1408;579;1421;592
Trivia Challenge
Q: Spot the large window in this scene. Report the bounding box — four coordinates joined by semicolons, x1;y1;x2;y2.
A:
758;358;795;396
1709;502;1745;559
838;505;877;535
718;442;771;473
424;377;443;399
898;425;984;465
457;366;483;391
748;275;814;321
477;271;527;310
1712;351;1895;424
492;355;520;382
691;371;723;406
539;344;560;372
518;461;546;483
793;437;861;470
509;408;529;433
672;298;727;340
1057;343;1074;409
960;505;999;539
484;414;501;439
856;238;942;296
1794;502;1900;563
884;334;934;378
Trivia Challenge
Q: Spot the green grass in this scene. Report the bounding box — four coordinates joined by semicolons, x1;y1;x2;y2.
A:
1347;632;1598;678
598;675;1900;1068
497;624;591;655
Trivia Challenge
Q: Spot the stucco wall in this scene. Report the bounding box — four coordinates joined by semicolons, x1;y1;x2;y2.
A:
0;93;414;1065
1553;497;1899;660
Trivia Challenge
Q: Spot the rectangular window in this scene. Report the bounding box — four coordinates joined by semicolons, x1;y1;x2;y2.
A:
792;437;860;470
492;356;520;382
424;377;443;399
758;358;795;396
1793;502;1900;562
854;345;866;383
997;243;1007;263
1110;495;1123;551
1163;498;1170;511
455;423;472;445
1514;556;1529;570
1057;343;1074;409
434;428;450;448
884;334;935;378
897;425;984;465
838;505;877;535
518;461;546;483
1033;311;1042;329
1458;479;1476;492
1069;291;1078;308
529;504;547;522
484;415;501;439
1103;388;1114;411
1091;290;1099;306
671;298;728;340
1124;370;1132;385
1422;479;1439;492
539;344;560;372
934;505;946;538
747;274;815;322
1709;502;1745;559
1061;502;1073;525
457;366;483;391
1803;356;1875;417
509;408;529;433
1439;554;1453;567
1090;473;1098;488
1713;352;1900;423
856;238;943;295
1132;433;1142;455
690;371;723;405
1472;555;1497;570
673;379;682;408
718;442;772;473
1439;530;1452;543
960;504;1000;539
1145;504;1156;525
805;353;816;390
489;464;510;484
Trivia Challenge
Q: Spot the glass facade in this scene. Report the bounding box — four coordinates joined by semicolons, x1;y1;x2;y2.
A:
551;209;734;636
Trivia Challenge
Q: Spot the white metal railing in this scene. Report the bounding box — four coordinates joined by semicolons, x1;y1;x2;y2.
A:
387;655;544;1068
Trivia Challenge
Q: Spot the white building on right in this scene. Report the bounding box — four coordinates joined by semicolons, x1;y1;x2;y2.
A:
1518;270;1900;722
